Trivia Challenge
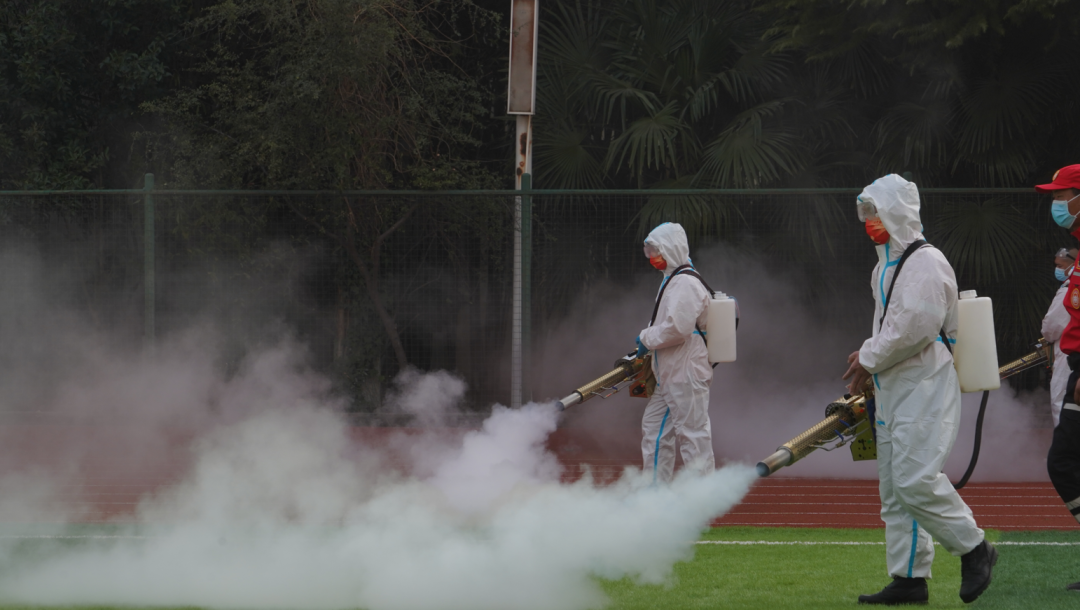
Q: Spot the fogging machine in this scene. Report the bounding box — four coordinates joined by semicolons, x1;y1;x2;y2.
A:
756;337;1053;481
556;352;655;411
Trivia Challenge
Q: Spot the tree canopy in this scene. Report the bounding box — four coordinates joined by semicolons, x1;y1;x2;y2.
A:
0;0;1073;398
4;0;1080;190
532;0;1080;191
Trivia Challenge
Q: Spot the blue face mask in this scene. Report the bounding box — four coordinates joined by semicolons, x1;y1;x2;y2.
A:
1052;196;1079;229
1056;267;1069;282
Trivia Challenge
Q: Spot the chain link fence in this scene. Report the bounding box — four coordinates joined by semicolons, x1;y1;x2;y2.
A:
0;184;1063;421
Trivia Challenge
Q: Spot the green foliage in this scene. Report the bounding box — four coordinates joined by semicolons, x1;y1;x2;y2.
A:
924;195;1061;368
536;0;806;195
757;0;1080;188
632;183;743;242
0;0;184;189
143;0;503;191
135;0;507;387
759;0;1080;54
534;0;868;239
932;197;1035;285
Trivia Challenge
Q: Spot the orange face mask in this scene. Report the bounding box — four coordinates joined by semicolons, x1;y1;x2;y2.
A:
649;255;667;271
865;218;890;245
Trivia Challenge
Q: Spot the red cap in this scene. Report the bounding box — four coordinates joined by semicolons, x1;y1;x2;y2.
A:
1035;165;1080;193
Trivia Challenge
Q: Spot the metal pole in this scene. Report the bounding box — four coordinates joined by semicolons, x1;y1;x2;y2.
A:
511;115;533;408
507;0;537;408
143;173;155;346
521;172;533;404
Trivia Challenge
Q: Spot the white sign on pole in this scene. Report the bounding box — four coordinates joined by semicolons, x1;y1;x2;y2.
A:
507;0;538;115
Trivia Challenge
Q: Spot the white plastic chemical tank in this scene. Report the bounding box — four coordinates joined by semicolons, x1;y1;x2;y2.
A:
954;290;1000;392
706;292;737;363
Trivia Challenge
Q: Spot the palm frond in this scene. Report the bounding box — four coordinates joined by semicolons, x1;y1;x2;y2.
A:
818;37;896;99
928;197;1037;284
698;100;804;187
542;0;611;78
768;194;849;258
950;61;1064;185
955;64;1056;155
631;175;744;242
533;123;606;189
592;73;663;127
603;101;688;176
872;100;954;173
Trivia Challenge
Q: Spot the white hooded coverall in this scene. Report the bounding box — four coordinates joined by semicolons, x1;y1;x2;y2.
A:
1042;281;1071;427
858;175;984;579
638;223;715;483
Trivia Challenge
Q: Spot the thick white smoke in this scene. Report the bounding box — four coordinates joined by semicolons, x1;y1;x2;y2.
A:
0;243;756;610
0;391;755;610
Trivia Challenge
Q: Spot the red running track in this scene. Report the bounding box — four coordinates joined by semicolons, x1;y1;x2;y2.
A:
2;425;1076;531
65;475;1080;532
711;478;1079;531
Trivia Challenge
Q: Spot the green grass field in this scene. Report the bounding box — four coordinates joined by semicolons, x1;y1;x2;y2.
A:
1;526;1077;609
603;527;1080;609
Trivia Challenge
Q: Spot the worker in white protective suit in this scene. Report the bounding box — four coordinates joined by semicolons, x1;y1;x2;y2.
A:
1041;247;1078;427
636;222;715;484
842;174;997;606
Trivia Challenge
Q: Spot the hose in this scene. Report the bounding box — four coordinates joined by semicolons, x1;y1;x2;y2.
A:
951;390;989;490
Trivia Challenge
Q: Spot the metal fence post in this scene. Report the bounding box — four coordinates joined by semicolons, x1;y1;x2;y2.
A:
143;173;155;346
512;113;534;408
516;187;529;408
521;173;533;403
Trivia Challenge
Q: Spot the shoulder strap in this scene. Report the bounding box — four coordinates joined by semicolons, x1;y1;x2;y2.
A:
648;264;722;369
879;239;927;331
650;264;698;326
674;269;715;296
879;239;955;355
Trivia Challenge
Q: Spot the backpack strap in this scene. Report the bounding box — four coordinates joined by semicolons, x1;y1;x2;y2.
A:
879;239;927;331
879;239;953;354
650;264;698;326
648;265;721;368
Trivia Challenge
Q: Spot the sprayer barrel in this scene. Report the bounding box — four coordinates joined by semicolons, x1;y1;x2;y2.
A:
756;407;859;477
556;361;639;411
998;345;1050;379
756;448;793;477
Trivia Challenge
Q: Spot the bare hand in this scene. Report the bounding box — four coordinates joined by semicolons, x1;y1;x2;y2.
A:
842;350;872;396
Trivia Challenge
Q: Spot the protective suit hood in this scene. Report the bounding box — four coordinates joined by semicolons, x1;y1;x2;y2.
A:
644;223;690;276
859;174;924;251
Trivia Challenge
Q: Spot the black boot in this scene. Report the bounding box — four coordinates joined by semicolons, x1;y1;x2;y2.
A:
858;577;929;605
959;540;998;603
1067;581;1080;591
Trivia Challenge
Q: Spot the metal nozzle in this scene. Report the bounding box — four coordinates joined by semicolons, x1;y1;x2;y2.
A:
756;448;792;477
556;393;582;411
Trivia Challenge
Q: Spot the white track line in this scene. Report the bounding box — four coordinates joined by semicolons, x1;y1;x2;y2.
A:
0;535;146;539
747;490;1058;494
737;502;1066;508
698;540;1080;546
751;485;1056;489
4;536;1076;545
712;520;1075;524
726;512;1073;518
